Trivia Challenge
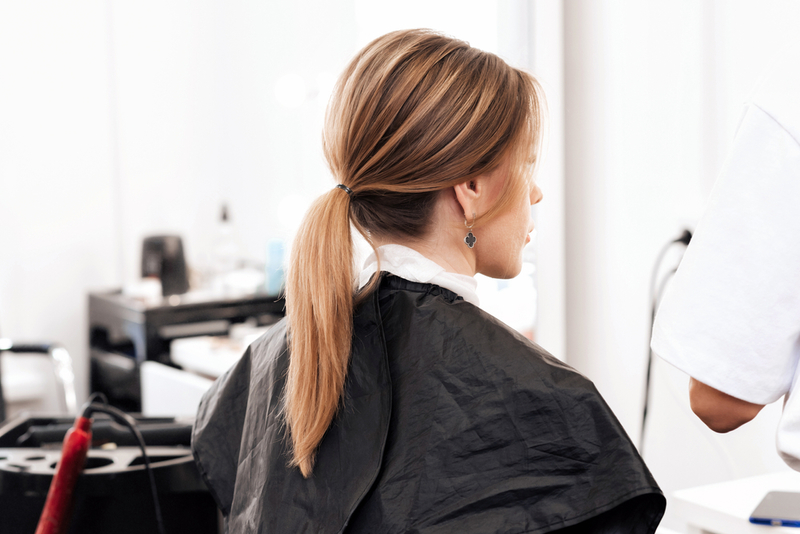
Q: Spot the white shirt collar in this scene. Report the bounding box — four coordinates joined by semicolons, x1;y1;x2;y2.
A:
358;244;480;306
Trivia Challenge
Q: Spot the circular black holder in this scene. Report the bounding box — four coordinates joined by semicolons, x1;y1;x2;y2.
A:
0;414;219;534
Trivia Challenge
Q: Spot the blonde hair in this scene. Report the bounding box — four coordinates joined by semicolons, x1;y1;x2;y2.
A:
285;29;545;477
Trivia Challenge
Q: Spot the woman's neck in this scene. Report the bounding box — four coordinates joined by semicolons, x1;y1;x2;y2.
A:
372;236;476;278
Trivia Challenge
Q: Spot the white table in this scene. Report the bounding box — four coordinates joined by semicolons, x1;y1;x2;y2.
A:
140;361;213;417
169;323;267;378
673;471;800;533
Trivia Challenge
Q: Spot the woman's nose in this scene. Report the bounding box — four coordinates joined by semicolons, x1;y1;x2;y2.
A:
530;183;543;205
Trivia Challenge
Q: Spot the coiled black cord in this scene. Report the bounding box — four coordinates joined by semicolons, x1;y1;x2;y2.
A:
79;396;166;534
640;229;692;455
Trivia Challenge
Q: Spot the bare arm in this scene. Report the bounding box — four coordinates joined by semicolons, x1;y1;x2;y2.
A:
688;378;765;433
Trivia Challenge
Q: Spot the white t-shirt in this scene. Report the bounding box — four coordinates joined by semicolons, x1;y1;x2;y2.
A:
358;244;480;307
651;40;800;469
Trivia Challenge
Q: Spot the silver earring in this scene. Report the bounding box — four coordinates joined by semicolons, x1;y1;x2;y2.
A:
464;212;477;248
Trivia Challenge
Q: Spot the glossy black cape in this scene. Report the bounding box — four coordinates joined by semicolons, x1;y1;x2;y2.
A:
192;275;665;533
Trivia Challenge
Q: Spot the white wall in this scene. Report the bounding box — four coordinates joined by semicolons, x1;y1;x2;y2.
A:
109;0;360;285
565;0;710;441
0;2;118;404
0;1;361;404
531;1;567;360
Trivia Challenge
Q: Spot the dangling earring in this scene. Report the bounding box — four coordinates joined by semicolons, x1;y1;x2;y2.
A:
464;212;477;248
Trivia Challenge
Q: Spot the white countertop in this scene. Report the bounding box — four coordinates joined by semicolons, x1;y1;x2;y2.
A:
673;470;800;533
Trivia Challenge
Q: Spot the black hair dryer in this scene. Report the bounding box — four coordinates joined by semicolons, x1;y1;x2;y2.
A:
141;235;190;296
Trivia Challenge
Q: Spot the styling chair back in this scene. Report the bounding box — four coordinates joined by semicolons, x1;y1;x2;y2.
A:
0;339;77;422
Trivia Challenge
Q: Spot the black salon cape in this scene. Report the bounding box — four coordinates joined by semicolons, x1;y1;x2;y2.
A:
192;275;665;533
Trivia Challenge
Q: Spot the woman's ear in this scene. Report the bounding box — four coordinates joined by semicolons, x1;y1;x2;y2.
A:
453;179;481;221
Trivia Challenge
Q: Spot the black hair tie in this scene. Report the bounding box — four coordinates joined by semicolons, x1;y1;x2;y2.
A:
335;184;353;196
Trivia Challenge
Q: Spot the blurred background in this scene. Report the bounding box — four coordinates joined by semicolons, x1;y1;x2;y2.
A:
1;1;799;531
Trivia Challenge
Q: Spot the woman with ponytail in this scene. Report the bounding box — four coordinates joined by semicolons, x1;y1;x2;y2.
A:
193;29;665;533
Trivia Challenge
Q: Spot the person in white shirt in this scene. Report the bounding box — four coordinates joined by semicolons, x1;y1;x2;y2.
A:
651;38;800;469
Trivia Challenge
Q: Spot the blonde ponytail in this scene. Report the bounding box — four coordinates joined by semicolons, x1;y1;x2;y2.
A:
285;188;355;477
284;29;545;477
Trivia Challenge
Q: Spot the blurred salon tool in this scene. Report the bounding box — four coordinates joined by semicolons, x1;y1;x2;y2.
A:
142;235;190;297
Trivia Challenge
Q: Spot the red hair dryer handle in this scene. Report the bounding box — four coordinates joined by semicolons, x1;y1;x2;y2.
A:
35;416;92;534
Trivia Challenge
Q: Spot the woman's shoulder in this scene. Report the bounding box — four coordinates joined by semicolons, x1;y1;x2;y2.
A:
377;274;578;381
357;276;664;533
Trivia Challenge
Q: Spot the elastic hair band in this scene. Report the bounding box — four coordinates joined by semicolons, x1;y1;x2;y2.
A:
335;184;353;196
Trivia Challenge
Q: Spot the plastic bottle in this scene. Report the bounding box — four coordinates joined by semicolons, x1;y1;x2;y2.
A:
264;239;285;296
210;204;242;294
